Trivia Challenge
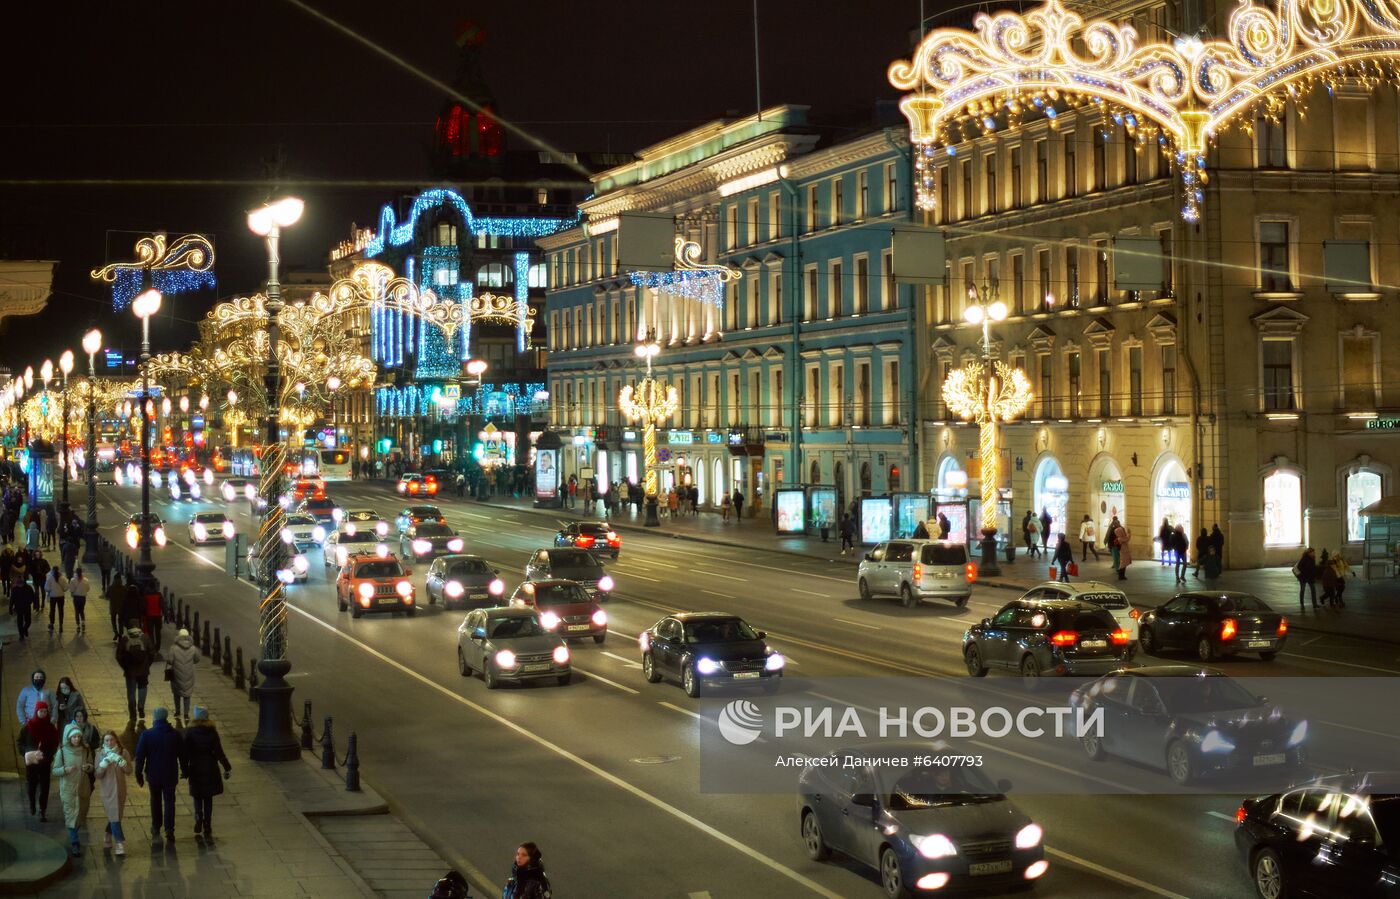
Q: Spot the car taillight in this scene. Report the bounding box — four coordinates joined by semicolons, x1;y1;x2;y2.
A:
1235;805;1247;824
540;611;561;630
395;580;413;597
426;483;437;494
1130;608;1141;619
912;562;922;583
552;645;570;665
408;482;419;493
1110;628;1130;645
592;609;608;626
154;527;167;547
607;532;620;545
576;535;595;548
965;561;977;582
1277;618;1288;636
1221;618;1238;641
1049;630;1078;647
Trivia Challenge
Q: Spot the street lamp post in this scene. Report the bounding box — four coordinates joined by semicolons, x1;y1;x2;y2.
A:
58;350;74;525
82;329;102;563
247;196;304;763
132;289;163;595
619;333;677;528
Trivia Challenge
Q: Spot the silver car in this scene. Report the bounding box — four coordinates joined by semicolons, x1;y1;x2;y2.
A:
1019;581;1139;643
858;540;974;608
456;607;571;688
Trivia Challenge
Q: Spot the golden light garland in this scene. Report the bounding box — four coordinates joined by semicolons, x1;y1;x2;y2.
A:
889;0;1400;220
942;361;1033;532
619;377;680;502
90;233;215;283
469;292;535;334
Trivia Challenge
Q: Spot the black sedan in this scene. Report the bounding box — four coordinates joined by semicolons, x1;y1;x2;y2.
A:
1072;665;1308;785
553;521;621;559
400;521;464;561
963;598;1131;679
1236;773;1400;898
639;612;783;697
425;555;505;609
1139;591;1287;662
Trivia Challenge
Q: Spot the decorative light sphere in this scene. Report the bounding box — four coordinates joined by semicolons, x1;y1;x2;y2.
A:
988;301;1009;322
965;305;985;325
132;289;163;319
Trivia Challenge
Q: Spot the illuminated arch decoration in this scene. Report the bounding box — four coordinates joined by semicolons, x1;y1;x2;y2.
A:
90;233;216;310
890;0;1400;221
628;237;743;308
469;292;535;333
362;187;577;258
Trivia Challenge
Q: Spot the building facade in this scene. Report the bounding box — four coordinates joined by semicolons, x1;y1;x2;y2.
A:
914;0;1400;568
541;105;919;516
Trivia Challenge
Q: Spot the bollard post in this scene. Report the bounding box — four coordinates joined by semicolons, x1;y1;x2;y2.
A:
201;620;211;656
300;700;314;751
320;717;336;769
222;636;232;676
212;628;221;666
176;599;184;629
163;591;173;624
192;610;200;641
234;647;245;690
247;658;259;700
343;733;361;792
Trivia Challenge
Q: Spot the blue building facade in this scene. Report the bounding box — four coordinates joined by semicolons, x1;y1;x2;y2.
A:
541;106;919;518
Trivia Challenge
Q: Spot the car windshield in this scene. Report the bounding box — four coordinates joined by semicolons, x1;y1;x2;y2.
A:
338;532;378;544
194;514;226;523
287;515;317;526
448;560;491;577
353;561;403;578
1053;609;1118;631
578;524;611;536
489;616;546;639
305;499;333;509
415;523;452;537
1216;594;1272;613
1154;676;1263;713
551;550;599;569
685;619;760;643
885;767;1003;807
531;584;589;606
920;544;967;565
408;507;440;518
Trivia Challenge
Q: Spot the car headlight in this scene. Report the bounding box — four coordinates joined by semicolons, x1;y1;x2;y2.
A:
495;649;516;669
126;527;139;549
395;580;413;597
280;527;294;544
489;578;505;596
445;582;465;598
245;484;257;501
190;484;202;499
412;539;431;554
598;576;615;592
358;583;374;598
151;471;163;488
333;508;344;522
184;469;197;486
336;547;348;566
292;554;309;574
539;611;561;630
592;609;608;627
312;526;326;543
222;485;235;502
154;526;167;547
1201;730;1236;753
765;653;785;671
696;657;720;675
170;483;181;500
222;521;235;540
375;522;389;536
1287;721;1308;747
193;523;207;540
1015;823;1043;849
553;645;571;665
914;833;958;859
375;544;389;558
277;568;295;585
203;469;214;486
447;538;464;552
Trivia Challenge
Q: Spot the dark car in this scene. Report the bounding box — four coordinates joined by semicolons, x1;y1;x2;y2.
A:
963;598;1131;679
523;548;614;601
1235;773;1400;898
425;555;504;609
798;748;1047;897
1070;665;1308;785
1139;591;1287;662
553;521;622;559
397;505;445;534
456;607;571;688
400;521;464;561
510;579;607;644
639;612;784;697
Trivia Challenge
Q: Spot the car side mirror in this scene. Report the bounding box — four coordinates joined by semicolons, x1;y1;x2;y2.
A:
863;552;875;562
981;618;991;628
756;630;767;640
851;793;877;808
472;628;486;640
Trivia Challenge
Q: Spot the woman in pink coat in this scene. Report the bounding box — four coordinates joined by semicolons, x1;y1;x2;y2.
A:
1113;524;1133;581
94;730;131;856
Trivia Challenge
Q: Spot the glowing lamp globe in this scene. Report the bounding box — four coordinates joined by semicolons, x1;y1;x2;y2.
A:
82;329;103;356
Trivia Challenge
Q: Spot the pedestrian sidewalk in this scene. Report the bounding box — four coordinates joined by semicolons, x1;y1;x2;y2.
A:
0;615;459;897
465;491;1400;646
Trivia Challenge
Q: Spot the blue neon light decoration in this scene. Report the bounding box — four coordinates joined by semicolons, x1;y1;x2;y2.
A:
112;268;216;310
513;251;531;352
628;268;726;307
362;188;577;258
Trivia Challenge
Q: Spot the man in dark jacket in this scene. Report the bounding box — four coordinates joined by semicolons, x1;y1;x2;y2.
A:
119;584;144;637
135;707;183;843
10;576;37;640
1039;507;1052;554
116;620;155;720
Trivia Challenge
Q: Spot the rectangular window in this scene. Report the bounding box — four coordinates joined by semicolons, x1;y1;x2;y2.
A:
885;162;898;212
807;185;819;231
748;277;760;328
1011;146;1023;208
880;250;894;311
1161;344;1177;415
771;368;784;428
729;372;741;425
750;370;761;426
1257;112;1287;168
961;260;976;316
1123;128;1138;183
724;282;738;332
855;256;870;314
1341;335;1376;409
1259;221;1292;291
832;179;844;227
1158;228;1174;297
830;260;844;318
985;154;997;214
708;373;721;428
832;364;845;427
726;205;739;250
938;166;950;223
1066;247;1080;306
1095;240;1110;304
1128;345;1143;416
1064;133;1077;198
804;267;818;321
884;359;900;425
747;197;759;245
856;362;871;426
769;190;782;240
1097;348;1112;416
1093;129;1108;190
1262;339;1296;410
769;271;782;325
857;170;869;219
1037;248;1052;309
1038;352;1053;417
986;257;1001;299
1012;254;1026;314
938;361;952;419
1068;351;1081;417
548;310;559;351
962;161;973;219
1335;95;1372;171
1035;139;1048;202
939;263;952;323
805;367;820;427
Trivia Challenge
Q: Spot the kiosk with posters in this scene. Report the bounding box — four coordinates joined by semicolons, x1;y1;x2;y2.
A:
533;432;563;508
893;493;931;539
808;486;837;538
775;488;806;535
860;496;894;544
933;500;970;544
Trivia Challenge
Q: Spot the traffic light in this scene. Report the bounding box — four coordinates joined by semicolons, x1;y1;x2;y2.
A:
432;439;443;454
377;437;392;453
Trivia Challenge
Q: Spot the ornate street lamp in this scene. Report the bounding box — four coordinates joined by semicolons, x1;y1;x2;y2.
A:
246;195;304;763
618;333;677;528
57;349;74;523
132;289;163;595
941;285;1031;577
81;328;102;563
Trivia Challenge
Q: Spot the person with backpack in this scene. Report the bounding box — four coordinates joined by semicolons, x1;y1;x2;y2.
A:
118;576;143;641
1112;521;1132;580
503;842;551;899
116;621;155;720
1024;511;1042;558
1077;514;1099;561
134;707;183;844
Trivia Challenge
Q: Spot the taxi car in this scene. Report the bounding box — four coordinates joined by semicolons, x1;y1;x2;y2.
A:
335;552;417;619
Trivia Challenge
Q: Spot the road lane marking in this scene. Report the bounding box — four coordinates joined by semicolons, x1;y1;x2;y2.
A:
282;608;846;898
1045;846;1190;899
692;569;744;582
1299;635;1323;647
1280;653;1400;674
789;589;831;597
702;590;731;599
688;892;714;899
1206;810;1236;822
573;667;640;695
832;618;881;631
659;701;705;721
601;651;643;669
1315;719;1400;740
620;572;661;582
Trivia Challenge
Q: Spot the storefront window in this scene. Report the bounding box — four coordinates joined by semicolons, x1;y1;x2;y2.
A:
1033;457;1070;539
1091;458;1125;536
1153;459;1191;536
937;456;968;497
1346;470;1382;542
1263;469;1303;546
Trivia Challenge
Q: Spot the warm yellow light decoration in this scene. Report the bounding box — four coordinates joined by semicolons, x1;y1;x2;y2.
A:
469;292;536;334
90;233;215;283
942;361;1033;532
329;261;466;339
618;377;680;503
889;0;1400;220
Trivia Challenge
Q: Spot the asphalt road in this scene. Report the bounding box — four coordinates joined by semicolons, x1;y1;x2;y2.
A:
87;477;1400;899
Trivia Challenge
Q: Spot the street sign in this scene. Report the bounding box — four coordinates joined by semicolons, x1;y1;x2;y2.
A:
443;384;461;400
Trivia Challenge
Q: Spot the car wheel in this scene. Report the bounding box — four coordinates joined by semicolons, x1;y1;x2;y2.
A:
611;551;619;560
965;645;988;677
1196;635;1216;662
1082;730;1106;761
483;663;500;690
880;846;911;899
642;652;661;684
406;607;416;617
556;672;572;687
457;648;471;677
1166;739;1195;785
351;608;363;620
858;578;872;601
593;632;606;645
800;810;830;861
338;599;347;613
900;584;916;608
1020;654;1042;679
954;596;969;608
1252;848;1288;899
1259;651;1277;662
682;662;701;698
1139;626;1158;654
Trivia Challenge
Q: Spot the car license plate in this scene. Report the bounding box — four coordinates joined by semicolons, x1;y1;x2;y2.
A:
969;860;1013;876
733;671;760;679
568;624;590;632
1253;753;1286;766
1247;640;1271;648
1080;639;1107;649
523;663;551;673
378;598;398;605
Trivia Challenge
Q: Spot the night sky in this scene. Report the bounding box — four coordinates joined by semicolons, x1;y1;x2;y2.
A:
0;0;929;367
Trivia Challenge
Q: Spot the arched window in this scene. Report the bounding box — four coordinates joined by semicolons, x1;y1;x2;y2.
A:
477;263;513;288
889;464;901;492
1263;468;1303;546
859;462;872;495
809;460;821;485
528;263;548;289
1345;469;1383;542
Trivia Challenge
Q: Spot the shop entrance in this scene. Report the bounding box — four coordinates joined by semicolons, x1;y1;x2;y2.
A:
1033;456;1070;540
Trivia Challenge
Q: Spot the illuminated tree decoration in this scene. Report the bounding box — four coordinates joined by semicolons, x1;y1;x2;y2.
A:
90;234;216;309
618;376;680;505
889;0;1400;221
941;361;1033;532
628;237;742;308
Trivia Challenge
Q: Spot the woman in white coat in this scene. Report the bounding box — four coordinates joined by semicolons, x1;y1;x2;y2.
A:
94;730;131;856
52;728;93;856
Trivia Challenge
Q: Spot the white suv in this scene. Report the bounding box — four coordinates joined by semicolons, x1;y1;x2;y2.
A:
857;540;975;608
1017;581;1139;643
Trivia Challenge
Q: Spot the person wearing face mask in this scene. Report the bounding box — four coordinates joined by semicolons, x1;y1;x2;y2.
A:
53;726;94;856
19;700;58;820
54;676;87;731
65;708;101;797
502;842;551;899
95;730;131;856
16;668;54;724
